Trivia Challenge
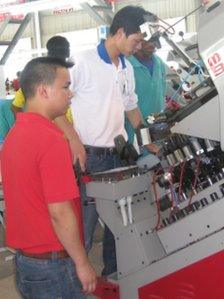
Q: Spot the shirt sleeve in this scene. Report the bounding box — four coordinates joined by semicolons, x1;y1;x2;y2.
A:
12;88;25;109
69;54;90;94
39;137;79;203
123;60;138;111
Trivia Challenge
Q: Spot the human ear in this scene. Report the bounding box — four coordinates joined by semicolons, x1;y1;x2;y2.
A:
38;84;49;100
117;27;125;38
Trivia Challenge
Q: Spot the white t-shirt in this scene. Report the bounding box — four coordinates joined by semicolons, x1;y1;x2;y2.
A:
70;46;138;147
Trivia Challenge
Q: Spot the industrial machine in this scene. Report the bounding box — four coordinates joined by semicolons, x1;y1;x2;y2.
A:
87;1;224;298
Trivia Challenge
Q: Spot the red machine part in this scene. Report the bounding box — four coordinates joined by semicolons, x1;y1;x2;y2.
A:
139;250;224;299
93;277;120;299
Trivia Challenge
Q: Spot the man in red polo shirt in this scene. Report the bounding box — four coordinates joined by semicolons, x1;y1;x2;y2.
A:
1;57;96;298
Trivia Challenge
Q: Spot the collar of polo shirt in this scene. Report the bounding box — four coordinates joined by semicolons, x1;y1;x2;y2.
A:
97;39;126;69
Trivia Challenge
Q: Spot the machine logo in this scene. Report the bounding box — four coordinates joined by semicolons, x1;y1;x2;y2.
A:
207;51;224;78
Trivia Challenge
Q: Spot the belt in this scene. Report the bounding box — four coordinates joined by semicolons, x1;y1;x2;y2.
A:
20;249;69;260
85;145;117;156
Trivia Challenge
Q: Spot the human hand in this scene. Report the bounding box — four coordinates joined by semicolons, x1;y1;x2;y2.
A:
76;261;97;294
69;137;86;172
145;143;160;154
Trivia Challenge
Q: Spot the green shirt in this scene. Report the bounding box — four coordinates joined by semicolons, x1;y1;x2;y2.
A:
125;54;166;143
0;100;15;141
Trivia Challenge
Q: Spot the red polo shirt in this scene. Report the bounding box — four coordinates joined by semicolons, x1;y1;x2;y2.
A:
1;113;80;253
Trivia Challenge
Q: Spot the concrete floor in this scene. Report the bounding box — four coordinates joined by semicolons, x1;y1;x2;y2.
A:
0;222;104;299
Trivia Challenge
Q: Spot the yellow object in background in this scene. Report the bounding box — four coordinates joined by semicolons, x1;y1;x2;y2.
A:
13;88;24;109
65;107;73;123
12;88;73;123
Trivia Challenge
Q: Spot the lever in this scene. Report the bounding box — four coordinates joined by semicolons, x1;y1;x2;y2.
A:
126;196;133;224
118;197;128;226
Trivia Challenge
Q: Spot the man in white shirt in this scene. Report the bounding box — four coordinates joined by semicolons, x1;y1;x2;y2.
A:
55;5;156;276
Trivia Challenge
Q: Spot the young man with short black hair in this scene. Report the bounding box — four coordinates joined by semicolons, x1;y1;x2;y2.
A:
55;5;157;276
1;57;97;298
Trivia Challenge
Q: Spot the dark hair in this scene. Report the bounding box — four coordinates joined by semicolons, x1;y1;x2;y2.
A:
46;35;70;60
20;57;71;100
110;5;153;37
16;71;21;78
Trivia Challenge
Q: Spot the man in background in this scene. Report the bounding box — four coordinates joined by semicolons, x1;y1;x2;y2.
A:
12;71;21;92
46;35;71;61
11;35;76;154
125;39;166;167
126;39;166;145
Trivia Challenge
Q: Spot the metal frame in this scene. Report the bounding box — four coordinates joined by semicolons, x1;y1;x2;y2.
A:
0;13;33;65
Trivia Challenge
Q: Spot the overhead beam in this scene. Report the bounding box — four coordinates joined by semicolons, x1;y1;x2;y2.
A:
0;0;114;26
93;0;114;19
0;0;73;14
0;17;10;36
0;0;99;14
0;13;33;65
80;2;110;25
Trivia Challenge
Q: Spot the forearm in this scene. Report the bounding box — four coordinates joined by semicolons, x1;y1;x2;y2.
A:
49;201;88;267
54;115;86;170
126;107;144;129
54;114;80;142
